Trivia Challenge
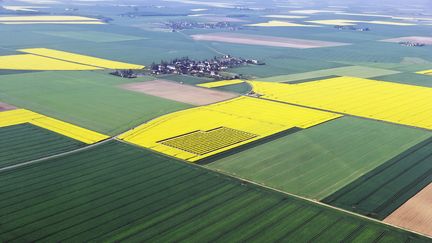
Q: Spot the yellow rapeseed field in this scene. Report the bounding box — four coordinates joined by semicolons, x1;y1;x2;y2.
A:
0;109;109;144
368;21;416;26
0;21;105;25
416;69;432;75
19;48;145;70
0;54;101;71
307;19;359;26
119;96;340;162
249;76;432;130
197;79;245;88
307;19;416;26
262;15;308;19
0;15;100;21
246;20;319;27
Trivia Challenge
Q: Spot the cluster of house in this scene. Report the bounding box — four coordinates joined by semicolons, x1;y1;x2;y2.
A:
334;25;371;31
166;21;239;31
399;41;426;47
149;55;264;78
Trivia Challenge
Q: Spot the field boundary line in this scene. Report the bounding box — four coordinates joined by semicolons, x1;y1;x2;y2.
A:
115;138;431;239
254;95;432;132
205;164;432;239
0;137;115;173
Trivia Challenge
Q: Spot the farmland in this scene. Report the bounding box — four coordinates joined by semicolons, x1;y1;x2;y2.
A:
19;48;145;70
250;77;432;130
197;79;245;88
0;108;109;144
0;124;85;168
119;96;340;161
0;141;428;242
121;79;238;105
384;183;432;237
259;65;401;82
246;20;319;27
324;136;432;219
0;15;105;25
36;31;147;43
0;54;101;71
191;32;350;49
0;71;190;135
207;117;431;199
1;0;432;240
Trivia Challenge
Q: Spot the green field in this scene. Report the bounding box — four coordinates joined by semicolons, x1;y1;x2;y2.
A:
0;71;191;135
259;65;401;82
211;82;252;94
324;136;432;219
0;124;85;168
36;31;147;43
207;117;431;199
374;72;432;87
0;141;427;242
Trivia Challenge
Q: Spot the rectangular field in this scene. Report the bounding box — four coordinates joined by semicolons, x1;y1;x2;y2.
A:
250;76;432;130
119;96;341;162
207;117;431;199
0;71;191;135
384;183;432;237
417;69;432;76
246;20;319;27
0;21;105;25
19;48;144;70
0;109;109;144
324;136;432;219
198;79;245;88
0;141;427;242
259;66;401;82
0;124;85;169
0;15;100;21
36;31;146;43
190;33;350;49
0;54;101;71
121;80;238;105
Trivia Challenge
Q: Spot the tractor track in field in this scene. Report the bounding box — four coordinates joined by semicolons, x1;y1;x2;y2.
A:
0;137;116;173
0;134;431;239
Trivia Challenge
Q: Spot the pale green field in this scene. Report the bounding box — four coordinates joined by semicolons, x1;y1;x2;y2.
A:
259;66;401;82
35;31;147;43
207;117;431;199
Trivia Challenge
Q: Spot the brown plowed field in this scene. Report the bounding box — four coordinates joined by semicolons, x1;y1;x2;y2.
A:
384;183;432;237
121;80;238;106
0;102;16;112
190;32;350;49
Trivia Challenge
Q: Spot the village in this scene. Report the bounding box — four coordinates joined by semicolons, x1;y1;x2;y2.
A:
111;55;264;79
165;20;240;31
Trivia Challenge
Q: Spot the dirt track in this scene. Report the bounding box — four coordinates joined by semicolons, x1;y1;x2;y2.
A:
121;80;238;106
0;102;16;112
191;32;350;49
384;183;432;237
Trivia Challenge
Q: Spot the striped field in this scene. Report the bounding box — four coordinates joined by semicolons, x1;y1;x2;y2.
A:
324;136;432;219
207;117;431;199
0;123;85;168
0;141;428;242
